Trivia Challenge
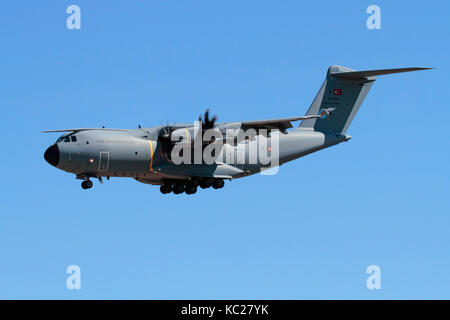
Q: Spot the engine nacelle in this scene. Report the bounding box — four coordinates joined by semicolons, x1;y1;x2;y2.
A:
170;126;222;148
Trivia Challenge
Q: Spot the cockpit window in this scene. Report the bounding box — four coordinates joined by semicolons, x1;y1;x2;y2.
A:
57;135;77;143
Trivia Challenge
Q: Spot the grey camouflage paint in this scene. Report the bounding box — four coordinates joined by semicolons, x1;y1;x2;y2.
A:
43;66;430;188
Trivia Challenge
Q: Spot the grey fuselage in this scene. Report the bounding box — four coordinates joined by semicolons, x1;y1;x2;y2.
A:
43;65;429;189
45;126;350;185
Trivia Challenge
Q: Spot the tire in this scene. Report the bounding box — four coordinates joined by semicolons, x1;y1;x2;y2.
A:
212;179;224;189
185;186;197;195
200;180;212;189
173;184;184;194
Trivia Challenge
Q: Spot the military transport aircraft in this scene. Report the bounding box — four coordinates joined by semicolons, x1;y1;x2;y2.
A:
43;65;429;195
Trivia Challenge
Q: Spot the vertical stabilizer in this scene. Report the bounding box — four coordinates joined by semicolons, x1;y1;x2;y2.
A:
299;65;430;133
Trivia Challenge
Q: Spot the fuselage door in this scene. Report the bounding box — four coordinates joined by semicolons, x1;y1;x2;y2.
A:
98;151;110;171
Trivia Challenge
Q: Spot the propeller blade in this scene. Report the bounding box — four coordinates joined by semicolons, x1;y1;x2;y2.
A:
157;125;176;156
210;115;217;127
200;109;217;129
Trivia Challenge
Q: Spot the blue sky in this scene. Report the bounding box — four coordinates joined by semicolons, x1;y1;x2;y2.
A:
0;0;449;299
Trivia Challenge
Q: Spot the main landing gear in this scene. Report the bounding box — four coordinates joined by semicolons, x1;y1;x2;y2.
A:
160;179;225;195
212;179;225;189
81;180;93;190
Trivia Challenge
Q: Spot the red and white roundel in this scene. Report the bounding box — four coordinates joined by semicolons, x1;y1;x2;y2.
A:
334;88;342;95
267;146;272;152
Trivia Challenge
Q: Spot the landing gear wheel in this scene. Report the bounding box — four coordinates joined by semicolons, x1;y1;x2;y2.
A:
81;180;93;189
212;179;224;189
173;184;184;194
200;180;212;189
185;185;198;195
160;184;173;194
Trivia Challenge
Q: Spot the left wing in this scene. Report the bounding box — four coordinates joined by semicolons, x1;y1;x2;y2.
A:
41;128;128;133
240;113;330;133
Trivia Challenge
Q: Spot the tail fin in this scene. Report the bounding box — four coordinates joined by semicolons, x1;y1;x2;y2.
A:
300;65;431;133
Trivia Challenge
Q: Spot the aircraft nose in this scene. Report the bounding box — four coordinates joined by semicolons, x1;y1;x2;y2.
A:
44;144;60;167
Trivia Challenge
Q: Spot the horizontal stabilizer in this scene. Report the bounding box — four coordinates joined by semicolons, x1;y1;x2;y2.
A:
331;67;432;79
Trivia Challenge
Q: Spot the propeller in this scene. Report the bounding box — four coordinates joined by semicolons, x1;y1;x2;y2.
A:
157;125;175;157
198;109;217;130
157;110;219;158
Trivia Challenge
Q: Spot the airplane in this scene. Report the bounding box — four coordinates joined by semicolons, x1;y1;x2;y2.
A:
43;65;430;195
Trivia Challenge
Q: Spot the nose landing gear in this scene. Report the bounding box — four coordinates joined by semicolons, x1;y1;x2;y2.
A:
81;180;93;190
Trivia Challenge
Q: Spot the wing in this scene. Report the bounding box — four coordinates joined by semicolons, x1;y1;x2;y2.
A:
41;128;128;133
240;115;324;133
